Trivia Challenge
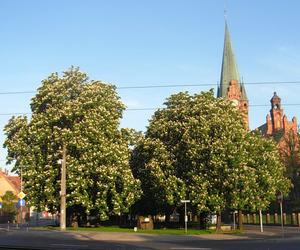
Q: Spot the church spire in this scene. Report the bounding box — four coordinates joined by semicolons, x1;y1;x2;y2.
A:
218;21;249;128
218;22;247;101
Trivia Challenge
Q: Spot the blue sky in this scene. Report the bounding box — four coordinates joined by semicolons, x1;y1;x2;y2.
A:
1;0;300;171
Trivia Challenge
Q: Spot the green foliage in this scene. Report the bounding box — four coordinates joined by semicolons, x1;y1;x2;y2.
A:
280;131;300;200
229;131;291;211
131;90;290;215
1;191;18;222
131;137;186;215
3;67;141;220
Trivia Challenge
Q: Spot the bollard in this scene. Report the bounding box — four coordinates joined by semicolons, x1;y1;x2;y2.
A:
266;213;270;224
292;213;296;225
247;214;250;224
7;221;9;231
274;213;278;224
283;213;286;225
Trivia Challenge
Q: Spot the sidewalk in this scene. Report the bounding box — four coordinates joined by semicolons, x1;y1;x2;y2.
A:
2;224;300;241
25;225;298;241
1;227;300;250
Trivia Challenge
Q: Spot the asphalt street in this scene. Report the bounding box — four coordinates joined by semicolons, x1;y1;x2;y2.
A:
1;225;300;250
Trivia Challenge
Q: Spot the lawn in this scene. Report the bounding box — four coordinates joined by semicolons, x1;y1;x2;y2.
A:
41;225;217;235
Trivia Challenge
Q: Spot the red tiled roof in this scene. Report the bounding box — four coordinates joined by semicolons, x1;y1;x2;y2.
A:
7;176;21;191
0;171;21;193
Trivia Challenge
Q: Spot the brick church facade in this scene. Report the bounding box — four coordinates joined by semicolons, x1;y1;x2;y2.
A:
217;21;298;146
257;92;298;156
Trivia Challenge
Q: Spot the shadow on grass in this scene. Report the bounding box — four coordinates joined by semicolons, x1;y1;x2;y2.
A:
41;225;217;235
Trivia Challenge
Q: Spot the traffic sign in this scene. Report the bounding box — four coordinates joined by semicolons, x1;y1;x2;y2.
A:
277;193;283;203
18;191;26;199
0;203;2;209
18;199;25;207
181;200;190;203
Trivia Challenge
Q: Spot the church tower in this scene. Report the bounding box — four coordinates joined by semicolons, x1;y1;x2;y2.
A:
217;22;249;127
258;92;298;158
263;92;298;137
269;92;284;131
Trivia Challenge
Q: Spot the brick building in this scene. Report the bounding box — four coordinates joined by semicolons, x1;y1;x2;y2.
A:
257;92;298;151
217;22;298;145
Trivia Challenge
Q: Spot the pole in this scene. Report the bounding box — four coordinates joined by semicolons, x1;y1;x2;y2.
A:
233;211;236;230
20;203;22;227
181;200;190;234
280;199;284;238
184;202;187;234
259;209;263;232
20;166;23;227
60;144;67;231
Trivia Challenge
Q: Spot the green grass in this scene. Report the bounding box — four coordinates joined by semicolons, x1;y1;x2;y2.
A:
39;225;219;235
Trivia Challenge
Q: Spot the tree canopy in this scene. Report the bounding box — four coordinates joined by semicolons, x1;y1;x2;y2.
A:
131;90;290;217
4;67;141;221
0;191;18;223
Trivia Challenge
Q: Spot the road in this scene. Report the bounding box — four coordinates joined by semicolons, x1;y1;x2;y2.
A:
1;225;300;250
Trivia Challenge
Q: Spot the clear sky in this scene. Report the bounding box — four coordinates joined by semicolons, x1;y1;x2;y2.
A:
1;0;300;172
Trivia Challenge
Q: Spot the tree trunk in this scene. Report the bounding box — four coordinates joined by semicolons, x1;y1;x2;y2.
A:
216;212;222;231
199;212;208;229
71;212;78;229
165;212;170;227
178;208;184;229
237;210;243;231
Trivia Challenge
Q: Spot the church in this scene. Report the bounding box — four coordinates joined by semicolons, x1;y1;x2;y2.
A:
217;21;298;146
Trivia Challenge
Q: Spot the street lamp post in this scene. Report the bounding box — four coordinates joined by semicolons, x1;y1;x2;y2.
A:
233;211;237;230
277;192;284;238
181;200;190;234
59;145;67;231
259;209;263;232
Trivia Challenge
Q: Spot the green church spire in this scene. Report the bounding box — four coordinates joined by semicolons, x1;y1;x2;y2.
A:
218;22;248;101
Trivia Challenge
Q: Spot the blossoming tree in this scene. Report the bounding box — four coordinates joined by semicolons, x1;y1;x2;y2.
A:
131;90;290;230
4;67;141;223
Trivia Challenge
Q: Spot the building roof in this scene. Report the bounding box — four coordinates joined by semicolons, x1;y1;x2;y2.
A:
0;170;20;195
256;123;267;135
270;91;281;105
256;123;285;142
7;176;21;191
271;92;281;101
218;22;248;101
